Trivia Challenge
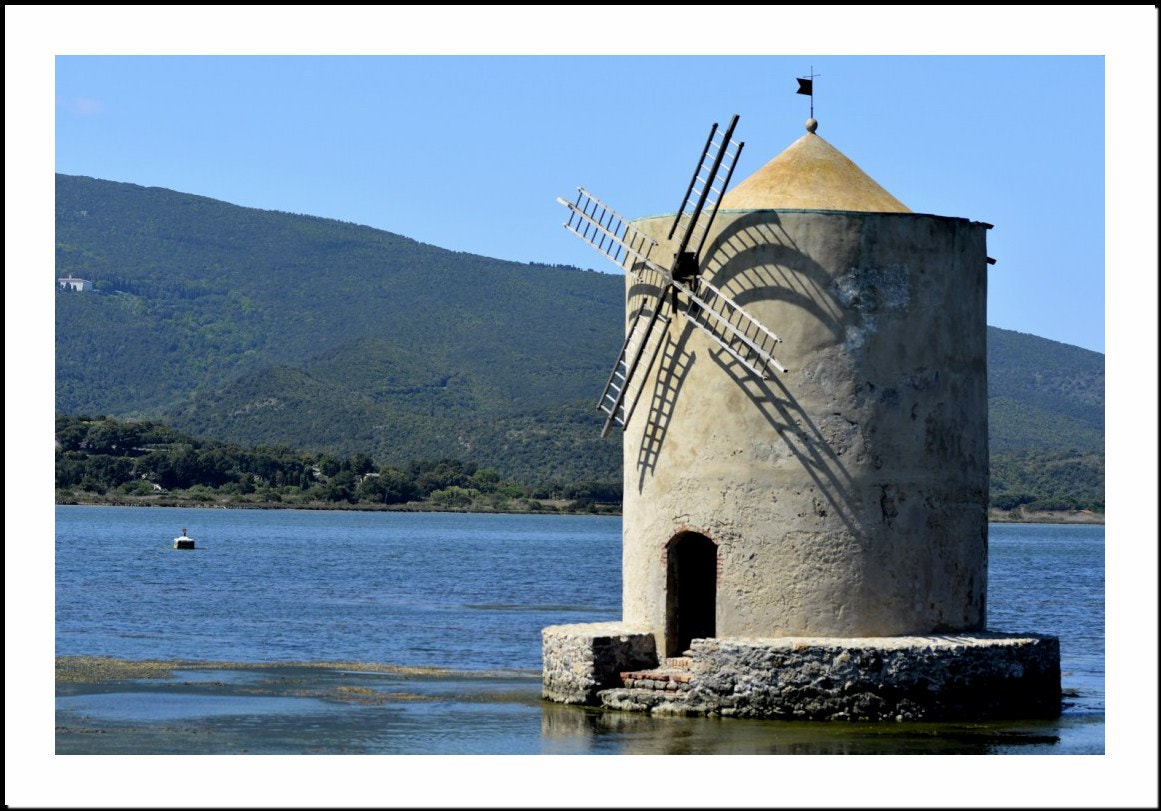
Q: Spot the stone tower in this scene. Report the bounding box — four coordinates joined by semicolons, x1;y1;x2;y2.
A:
622;122;990;658
543;117;1060;722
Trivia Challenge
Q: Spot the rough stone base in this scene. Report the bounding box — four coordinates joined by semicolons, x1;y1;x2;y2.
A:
544;628;1061;721
541;622;658;704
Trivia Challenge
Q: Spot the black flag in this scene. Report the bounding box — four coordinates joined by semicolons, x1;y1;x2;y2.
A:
796;77;813;96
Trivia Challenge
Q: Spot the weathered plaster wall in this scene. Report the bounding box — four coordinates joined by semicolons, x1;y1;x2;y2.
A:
621;210;990;648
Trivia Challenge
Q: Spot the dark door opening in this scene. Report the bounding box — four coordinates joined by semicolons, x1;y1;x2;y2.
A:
665;532;717;658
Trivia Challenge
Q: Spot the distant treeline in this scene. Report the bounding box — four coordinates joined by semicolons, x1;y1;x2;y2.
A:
988;449;1104;512
57;414;1102;515
55;415;621;513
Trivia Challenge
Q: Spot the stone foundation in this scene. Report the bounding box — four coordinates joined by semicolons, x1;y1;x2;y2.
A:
541;622;658;704
543;625;1061;721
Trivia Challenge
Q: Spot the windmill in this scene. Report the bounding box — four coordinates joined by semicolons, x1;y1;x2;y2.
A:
558;115;787;438
542;108;1041;723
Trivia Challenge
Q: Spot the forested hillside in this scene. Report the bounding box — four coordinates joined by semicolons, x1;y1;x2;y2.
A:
55;174;1104;508
986;327;1104;512
987;327;1104;454
56;174;622;485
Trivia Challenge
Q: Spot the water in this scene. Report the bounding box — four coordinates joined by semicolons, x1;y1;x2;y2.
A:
52;507;1105;760
55;508;621;670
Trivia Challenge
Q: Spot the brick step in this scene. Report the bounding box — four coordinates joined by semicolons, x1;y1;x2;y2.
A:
619;666;694;691
618;654;696;692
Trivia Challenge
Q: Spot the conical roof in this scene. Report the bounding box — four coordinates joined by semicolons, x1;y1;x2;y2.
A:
721;125;910;213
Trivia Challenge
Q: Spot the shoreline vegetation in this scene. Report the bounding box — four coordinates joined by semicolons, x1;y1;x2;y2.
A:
987;507;1103;525
54;489;621;516
56;416;1104;524
54;490;1102;525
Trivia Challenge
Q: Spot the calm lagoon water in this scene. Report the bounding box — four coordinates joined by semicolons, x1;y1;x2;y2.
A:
54;506;1104;756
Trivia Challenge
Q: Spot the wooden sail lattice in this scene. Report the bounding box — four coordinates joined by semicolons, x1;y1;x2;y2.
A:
675;277;786;378
596;302;672;437
558;114;787;436
668;115;745;275
558;188;661;282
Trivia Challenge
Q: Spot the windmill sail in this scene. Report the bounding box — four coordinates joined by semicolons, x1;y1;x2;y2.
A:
558;188;665;281
557;113;786;439
597;301;671;437
675;277;786;378
660;115;785;376
667;115;744;277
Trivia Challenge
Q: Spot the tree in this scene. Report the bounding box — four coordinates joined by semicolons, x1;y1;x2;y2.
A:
319;469;357;502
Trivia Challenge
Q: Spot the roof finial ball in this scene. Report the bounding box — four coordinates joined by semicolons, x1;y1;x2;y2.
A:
805;117;818;133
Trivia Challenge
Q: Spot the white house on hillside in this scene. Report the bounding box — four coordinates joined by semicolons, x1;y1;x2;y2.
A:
58;276;92;292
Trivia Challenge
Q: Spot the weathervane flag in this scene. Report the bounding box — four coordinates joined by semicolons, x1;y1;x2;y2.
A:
796;77;813;96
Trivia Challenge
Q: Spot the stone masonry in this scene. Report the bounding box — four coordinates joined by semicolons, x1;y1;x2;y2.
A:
541;622;658;705
595;633;1061;721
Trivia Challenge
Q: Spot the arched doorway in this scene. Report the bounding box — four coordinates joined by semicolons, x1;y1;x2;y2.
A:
665;532;717;658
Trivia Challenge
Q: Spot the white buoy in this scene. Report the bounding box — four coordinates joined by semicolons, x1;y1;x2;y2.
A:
173;528;195;550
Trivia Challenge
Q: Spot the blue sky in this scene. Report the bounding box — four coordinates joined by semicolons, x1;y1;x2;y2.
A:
9;5;1159;808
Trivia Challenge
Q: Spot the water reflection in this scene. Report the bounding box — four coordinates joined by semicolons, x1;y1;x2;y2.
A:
540;700;1074;755
56;661;1098;755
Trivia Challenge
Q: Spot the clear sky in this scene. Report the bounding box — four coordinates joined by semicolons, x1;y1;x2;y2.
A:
8;5;1159;809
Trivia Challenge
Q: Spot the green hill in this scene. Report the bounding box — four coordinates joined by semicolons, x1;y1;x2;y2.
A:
56;173;622;485
986;326;1104;454
55;174;1104;506
985;327;1104;512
